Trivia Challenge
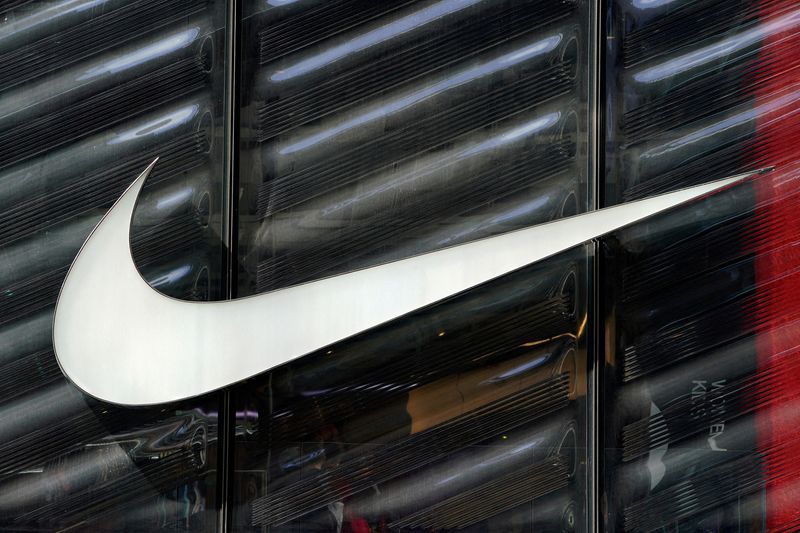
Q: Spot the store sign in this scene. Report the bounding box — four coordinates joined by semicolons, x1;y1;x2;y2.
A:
52;160;755;405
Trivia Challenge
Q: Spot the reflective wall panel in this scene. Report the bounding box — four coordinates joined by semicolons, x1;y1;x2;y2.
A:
231;248;592;532
602;0;800;530
0;1;229;530
233;0;596;531
6;0;800;531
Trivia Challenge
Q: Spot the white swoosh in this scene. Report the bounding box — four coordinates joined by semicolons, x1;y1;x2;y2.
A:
52;161;757;405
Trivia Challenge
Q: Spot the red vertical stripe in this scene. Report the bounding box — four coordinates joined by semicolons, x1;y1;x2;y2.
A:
753;2;800;527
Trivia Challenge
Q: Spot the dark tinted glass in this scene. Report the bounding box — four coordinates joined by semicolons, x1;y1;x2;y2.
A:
602;0;800;530
0;1;229;530
4;0;800;531
231;0;596;531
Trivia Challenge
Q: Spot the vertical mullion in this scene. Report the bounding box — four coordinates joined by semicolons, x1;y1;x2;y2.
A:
223;0;242;299
219;0;243;531
591;0;607;532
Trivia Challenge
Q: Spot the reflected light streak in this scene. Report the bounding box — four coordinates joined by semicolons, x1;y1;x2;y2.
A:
577;313;587;339
488;197;551;224
520;330;579;348
155;187;194;211
436;434;544;485
436;473;461;486
78;28;201;81
631;0;681;9
0;444;133;512
643;89;800;159
0;383;80;437
432;195;553;247
0;0;106;41
634;9;800;83
318;111;561;216
270;0;485;81
279;35;561;155
149;264;193;287
460;112;561;157
484;355;551;383
109;104;200;145
349;426;553;518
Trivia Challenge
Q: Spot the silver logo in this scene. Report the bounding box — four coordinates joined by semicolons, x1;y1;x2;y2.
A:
53;160;756;405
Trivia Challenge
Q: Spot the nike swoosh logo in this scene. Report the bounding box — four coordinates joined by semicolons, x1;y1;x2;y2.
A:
53;161;762;405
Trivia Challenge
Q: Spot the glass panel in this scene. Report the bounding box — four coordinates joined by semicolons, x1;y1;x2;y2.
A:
602;0;800;530
603;0;798;204
234;0;595;531
237;0;594;292
0;1;229;530
232;248;592;532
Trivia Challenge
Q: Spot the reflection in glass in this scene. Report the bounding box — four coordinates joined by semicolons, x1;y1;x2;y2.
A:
0;0;228;530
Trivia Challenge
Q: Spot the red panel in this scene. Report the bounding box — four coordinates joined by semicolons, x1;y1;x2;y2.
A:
754;1;800;526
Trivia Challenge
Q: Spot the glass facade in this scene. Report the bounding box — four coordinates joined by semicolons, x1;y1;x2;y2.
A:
0;0;798;531
602;0;800;529
0;1;229;530
233;1;594;529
